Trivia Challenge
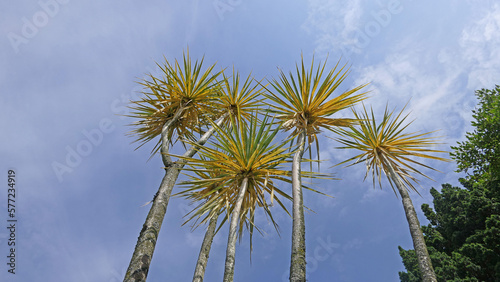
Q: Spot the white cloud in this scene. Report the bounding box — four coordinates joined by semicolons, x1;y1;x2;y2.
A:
459;3;500;90
303;1;499;146
351;45;471;145
2;1;500;281
302;0;364;56
348;3;500;148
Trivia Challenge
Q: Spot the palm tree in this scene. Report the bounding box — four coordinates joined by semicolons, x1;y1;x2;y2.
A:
179;167;258;282
334;104;449;282
124;51;262;281
181;159;331;282
265;55;368;281
174;115;305;282
192;215;218;282
183;71;265;282
177;167;223;282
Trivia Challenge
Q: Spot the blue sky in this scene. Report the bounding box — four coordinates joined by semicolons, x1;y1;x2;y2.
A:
1;0;500;281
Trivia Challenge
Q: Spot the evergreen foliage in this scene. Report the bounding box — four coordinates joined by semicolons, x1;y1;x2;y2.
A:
399;86;500;281
451;85;500;181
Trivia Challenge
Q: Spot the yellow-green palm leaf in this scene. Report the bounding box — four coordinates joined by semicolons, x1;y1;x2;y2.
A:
335;103;450;194
213;68;265;127
176;115;293;237
127;50;223;156
265;55;369;150
174;115;332;241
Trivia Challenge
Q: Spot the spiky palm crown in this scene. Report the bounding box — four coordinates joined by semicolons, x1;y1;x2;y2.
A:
127;51;265;157
213;68;265;127
265;55;369;152
127;51;223;156
175;115;333;244
174;115;294;240
335;103;450;194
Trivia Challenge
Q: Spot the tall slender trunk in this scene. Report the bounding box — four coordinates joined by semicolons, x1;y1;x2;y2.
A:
223;178;249;282
192;214;219;282
386;165;437;282
290;131;306;282
124;114;227;282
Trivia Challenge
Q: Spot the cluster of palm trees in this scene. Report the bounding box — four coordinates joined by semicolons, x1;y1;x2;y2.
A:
123;50;448;282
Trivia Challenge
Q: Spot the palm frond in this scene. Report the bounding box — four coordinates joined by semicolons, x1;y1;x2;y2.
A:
334;103;450;194
126;49;223;157
265;54;369;165
173;114;332;251
213;67;266;127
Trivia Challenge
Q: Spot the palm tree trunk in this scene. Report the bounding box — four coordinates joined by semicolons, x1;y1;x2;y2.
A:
290;131;307;282
223;178;249;282
124;114;227;282
386;165;437;282
192;214;219;282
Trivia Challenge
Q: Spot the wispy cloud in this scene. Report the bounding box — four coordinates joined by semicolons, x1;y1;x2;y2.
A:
459;3;500;90
3;1;500;281
302;0;364;56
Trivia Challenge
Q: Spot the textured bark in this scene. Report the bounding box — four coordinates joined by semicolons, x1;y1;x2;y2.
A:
124;114;227;282
124;164;182;282
223;178;249;282
289;132;306;282
192;214;218;282
386;165;437;282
